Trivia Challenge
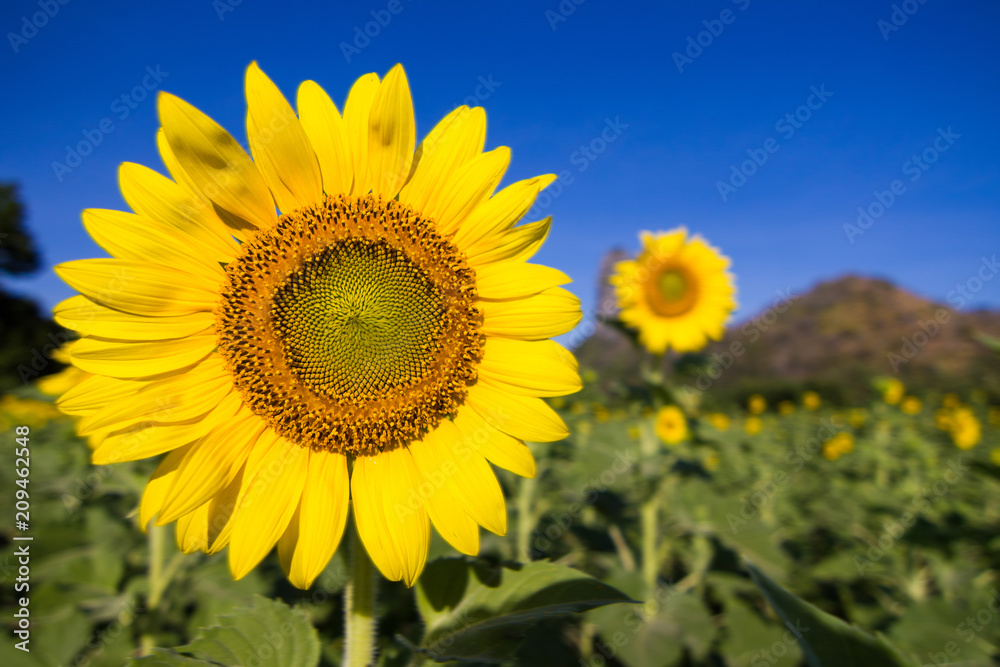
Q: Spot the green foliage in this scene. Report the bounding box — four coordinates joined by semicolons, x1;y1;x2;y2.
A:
131;596;321;667
413;558;634;663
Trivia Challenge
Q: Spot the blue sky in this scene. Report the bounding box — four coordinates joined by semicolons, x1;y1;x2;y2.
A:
1;0;998;333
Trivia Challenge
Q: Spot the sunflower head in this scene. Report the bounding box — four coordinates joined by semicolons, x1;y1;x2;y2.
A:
53;63;582;588
747;393;767;415
655;405;688;445
900;396;922;416
802;391;821;411
950;408;981;450
610;228;736;355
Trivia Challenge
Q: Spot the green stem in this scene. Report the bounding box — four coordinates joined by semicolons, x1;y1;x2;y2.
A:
139;523;167;656
344;524;378;667
641;496;660;601
516;473;538;562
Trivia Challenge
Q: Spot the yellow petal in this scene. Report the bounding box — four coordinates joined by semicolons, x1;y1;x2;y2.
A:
55;259;218;316
399;106;486;213
421;147;510;236
480;287;582;340
118;161;239;261
352;448;429;586
367;64;415;198
158;92;277;230
91;390;242;464
176;503;211;553
206;465;245;554
54;296;215;341
245;62;323;213
297;80;353;196
475;262;570;300
68;335;216;378
229;438;309;580
452;174;556;250
408;430;479;555
466;380;569;442
277;450;350;589
83;208;223;283
453;407;536;478
79;355;231;434
466;217;550;266
139;443;194;529
413;420;505;537
342;72;380;195
478;339;581;397
158;411;266;524
57;374;148;415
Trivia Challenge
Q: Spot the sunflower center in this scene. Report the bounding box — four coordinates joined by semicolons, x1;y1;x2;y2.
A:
271;239;444;401
216;194;483;457
646;265;699;317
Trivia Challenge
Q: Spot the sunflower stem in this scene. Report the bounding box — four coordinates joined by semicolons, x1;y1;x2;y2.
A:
640;495;660;601
344;525;378;667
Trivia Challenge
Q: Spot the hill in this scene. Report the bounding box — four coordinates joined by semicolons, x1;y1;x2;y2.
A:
574;262;1000;405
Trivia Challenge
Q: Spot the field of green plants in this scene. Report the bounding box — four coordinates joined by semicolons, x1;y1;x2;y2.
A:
2;373;998;667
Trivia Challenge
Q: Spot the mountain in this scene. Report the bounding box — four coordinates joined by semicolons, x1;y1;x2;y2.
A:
573;260;1000;404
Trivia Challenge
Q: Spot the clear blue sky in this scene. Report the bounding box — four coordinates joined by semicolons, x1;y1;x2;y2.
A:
1;0;998;334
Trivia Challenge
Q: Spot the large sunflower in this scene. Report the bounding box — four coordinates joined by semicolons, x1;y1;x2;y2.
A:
610;228;736;354
53;63;582;588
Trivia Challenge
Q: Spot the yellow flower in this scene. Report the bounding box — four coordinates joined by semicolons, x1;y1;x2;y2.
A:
883;378;904;405
848;408;866;428
52;64;582;588
942;393;961;409
900;396;922;415
822;432;854;460
950;408;981;450
748;394;766;415
703;450;720;471
778;400;795;416
609;228;736;354
706;412;730;431
744;416;763;435
934;408;953;431
0;395;63;431
592;403;610;423
990;448;1000;466
802;391;821;411
655;405;688;445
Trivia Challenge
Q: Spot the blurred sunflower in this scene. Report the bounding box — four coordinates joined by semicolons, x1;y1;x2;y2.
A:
778;400;795;416
822;432;854;461
609;228;736;354
53;63;582;588
941;393;961;409
882;378;904;405
802;391;821;411
744;416;763;435
655;405;688;444
848;408;866;428
950;407;981;450
706;412;730;431
747;394;766;415
900;396;922;415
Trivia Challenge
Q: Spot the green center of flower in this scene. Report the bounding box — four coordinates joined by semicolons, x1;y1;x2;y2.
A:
272;238;444;401
657;271;687;303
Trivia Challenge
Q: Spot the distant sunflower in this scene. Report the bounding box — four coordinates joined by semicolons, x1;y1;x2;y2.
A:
802;391;821;411
610;228;736;354
655;405;688;445
53;63;582;588
950;408;981;450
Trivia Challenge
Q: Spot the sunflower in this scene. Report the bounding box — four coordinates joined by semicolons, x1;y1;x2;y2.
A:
53;63;582;588
610;228;735;355
802;391;821;411
882;378;904;405
949;408;981;450
655;405;688;445
744;416;763;435
900;396;922;415
747;393;766;415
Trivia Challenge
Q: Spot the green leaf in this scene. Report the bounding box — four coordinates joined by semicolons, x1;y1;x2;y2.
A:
746;561;915;667
130;596;320;667
415;558;635;663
